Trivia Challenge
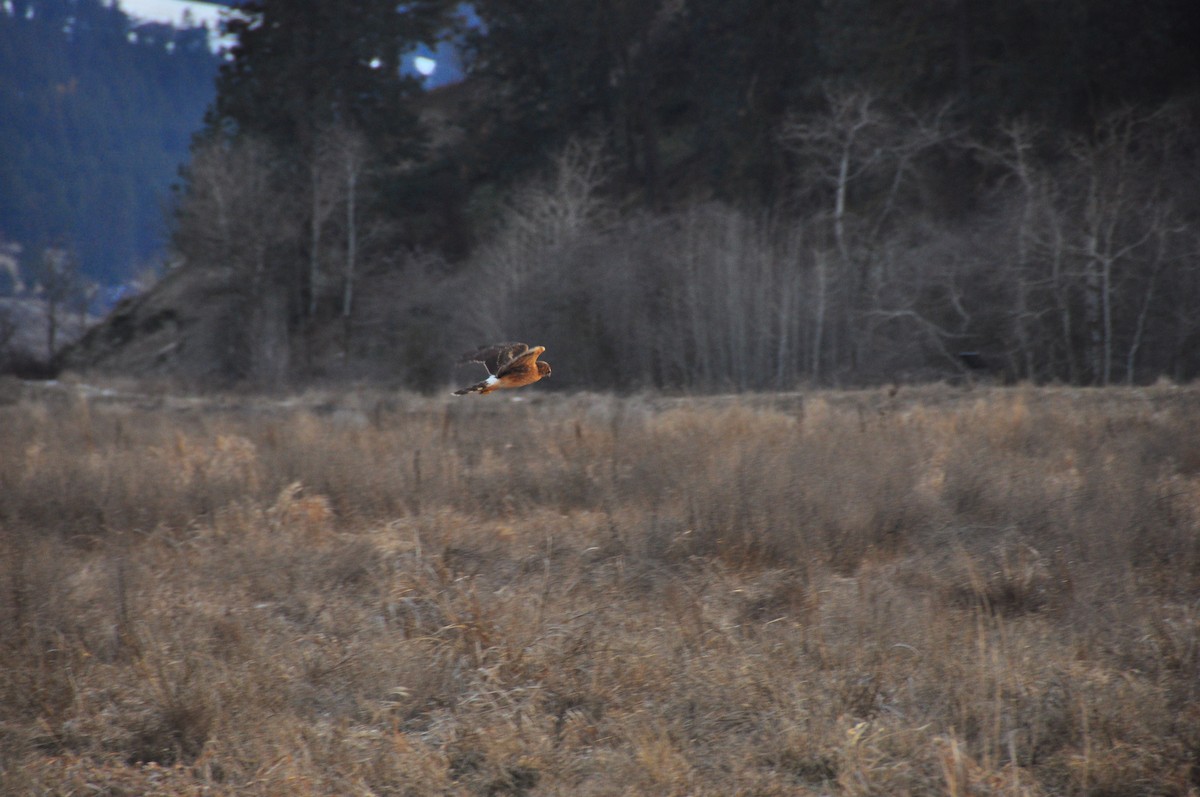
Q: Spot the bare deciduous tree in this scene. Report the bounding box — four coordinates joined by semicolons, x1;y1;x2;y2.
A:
465;139;613;342
33;247;81;359
173;137;298;384
1066;108;1185;385
779;88;959;382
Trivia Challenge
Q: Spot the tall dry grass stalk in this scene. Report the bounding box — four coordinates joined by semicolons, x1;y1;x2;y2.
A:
2;381;1199;795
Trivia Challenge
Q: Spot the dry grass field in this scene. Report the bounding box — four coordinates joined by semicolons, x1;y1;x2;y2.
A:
2;379;1200;796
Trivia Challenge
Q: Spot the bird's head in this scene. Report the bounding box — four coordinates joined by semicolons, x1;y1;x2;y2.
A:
537;362;551;378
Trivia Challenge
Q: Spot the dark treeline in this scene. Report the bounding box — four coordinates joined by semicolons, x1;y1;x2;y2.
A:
0;0;221;286
166;0;1200;390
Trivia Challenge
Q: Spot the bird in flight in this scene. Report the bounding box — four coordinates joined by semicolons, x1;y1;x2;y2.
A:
453;342;551;395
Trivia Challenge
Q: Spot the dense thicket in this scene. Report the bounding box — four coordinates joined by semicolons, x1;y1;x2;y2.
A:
0;0;220;286
465;0;1200;204
164;0;1200;390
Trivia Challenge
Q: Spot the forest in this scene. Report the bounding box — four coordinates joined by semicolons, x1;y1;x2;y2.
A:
0;0;221;288
65;1;1200;388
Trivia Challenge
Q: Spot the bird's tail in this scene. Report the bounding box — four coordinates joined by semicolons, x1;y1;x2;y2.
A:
453;375;498;396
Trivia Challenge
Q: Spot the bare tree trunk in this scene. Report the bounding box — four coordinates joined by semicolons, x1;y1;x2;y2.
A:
1101;254;1113;386
1076;111;1143;386
46;295;58;359
722;221;747;389
681;214;710;389
811;249;828;384
1082;242;1104;384
341;165;358;355
248;244;289;386
775;229;805;388
834;145;851;267
775;280;792;389
1125;216;1171;383
252;290;290;388
37;248;79;360
1049;219;1076;383
1009;126;1037;380
308;161;323;319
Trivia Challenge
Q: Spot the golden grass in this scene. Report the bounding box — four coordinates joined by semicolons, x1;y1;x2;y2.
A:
2;381;1200;795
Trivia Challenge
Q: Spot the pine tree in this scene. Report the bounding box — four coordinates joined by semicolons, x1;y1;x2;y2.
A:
207;0;454;159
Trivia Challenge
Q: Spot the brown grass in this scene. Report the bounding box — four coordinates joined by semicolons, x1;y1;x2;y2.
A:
2;381;1200;795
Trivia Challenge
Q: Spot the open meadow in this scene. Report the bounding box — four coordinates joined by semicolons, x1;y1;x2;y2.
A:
2;379;1200;796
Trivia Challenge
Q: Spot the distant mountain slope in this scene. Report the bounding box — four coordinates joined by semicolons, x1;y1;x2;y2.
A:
0;0;220;286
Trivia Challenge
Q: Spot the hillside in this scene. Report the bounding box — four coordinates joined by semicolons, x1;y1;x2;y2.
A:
55;263;246;384
0;0;221;286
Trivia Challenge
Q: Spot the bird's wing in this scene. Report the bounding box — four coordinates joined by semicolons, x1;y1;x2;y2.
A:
459;342;528;376
497;346;543;378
